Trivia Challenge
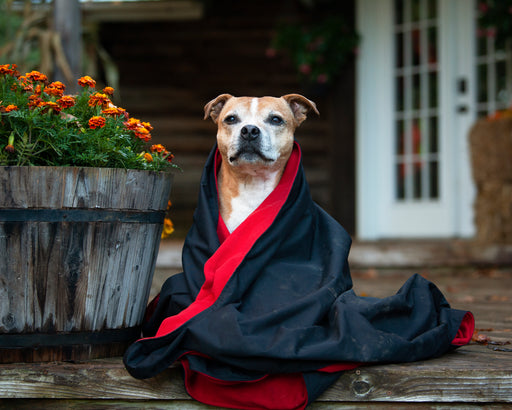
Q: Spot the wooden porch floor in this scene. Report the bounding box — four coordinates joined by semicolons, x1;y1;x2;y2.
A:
1;240;511;409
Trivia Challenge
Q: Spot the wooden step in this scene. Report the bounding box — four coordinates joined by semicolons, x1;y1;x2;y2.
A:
0;344;510;408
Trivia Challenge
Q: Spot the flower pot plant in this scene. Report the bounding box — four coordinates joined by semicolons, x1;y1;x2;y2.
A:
0;63;176;363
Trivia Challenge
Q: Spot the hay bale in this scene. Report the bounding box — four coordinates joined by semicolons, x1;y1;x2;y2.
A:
469;117;512;243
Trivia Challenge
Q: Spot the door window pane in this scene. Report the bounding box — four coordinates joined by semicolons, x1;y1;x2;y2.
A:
475;7;512;117
429;161;439;199
394;0;439;202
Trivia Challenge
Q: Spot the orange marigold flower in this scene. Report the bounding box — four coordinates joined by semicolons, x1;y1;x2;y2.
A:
5;104;18;112
88;116;106;129
88;92;110;108
140;128;152;140
142;121;153;131
124;117;152;141
124;117;140;129
28;95;43;109
78;75;96;88
4;144;15;154
25;70;48;83
135;128;151;141
161;217;174;239
166;153;175;163
151;144;166;153
103;86;114;95
144;152;153;162
57;95;76;109
0;64;16;76
44;81;65;97
17;76;33;92
101;106;126;116
50;81;65;91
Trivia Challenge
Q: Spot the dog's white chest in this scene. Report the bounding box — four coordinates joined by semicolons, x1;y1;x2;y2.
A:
222;173;279;233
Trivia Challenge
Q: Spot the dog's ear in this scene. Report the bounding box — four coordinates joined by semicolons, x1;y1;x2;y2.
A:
282;94;319;126
204;94;233;123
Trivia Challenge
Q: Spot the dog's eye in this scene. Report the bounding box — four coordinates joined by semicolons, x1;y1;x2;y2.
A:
269;115;284;125
224;115;239;124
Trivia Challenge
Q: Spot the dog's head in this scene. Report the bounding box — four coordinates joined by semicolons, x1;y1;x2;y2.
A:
204;94;319;172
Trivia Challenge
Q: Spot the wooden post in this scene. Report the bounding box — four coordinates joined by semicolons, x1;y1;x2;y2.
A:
53;0;81;92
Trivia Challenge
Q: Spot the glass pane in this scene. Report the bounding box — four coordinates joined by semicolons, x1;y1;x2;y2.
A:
411;0;420;22
428;72;437;108
412;29;421;66
427;27;437;64
413;162;422;199
396;32;404;68
477;64;488;103
476;30;487;56
429;161;439;199
396;162;405;200
395;0;404;25
396;120;405;155
429;116;438;153
496;60;509;105
413;74;421;109
427;0;436;19
412;119;421;155
396;76;405;111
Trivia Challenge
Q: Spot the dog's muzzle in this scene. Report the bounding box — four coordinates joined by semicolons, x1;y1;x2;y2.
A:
229;125;272;164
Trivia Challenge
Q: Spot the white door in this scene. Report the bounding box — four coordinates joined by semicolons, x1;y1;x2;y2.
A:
356;0;476;239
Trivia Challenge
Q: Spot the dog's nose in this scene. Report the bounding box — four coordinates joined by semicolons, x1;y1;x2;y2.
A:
240;125;260;141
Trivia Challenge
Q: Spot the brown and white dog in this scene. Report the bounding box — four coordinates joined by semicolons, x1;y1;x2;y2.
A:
204;94;319;233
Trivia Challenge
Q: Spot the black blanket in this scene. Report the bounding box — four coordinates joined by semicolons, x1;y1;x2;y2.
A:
124;142;474;410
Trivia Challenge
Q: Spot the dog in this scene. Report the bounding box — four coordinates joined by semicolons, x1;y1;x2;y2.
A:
203;94;319;233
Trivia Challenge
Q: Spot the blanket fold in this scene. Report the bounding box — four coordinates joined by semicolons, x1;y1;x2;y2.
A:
124;142;474;409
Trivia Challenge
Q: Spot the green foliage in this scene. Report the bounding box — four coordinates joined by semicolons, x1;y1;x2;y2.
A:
0;65;177;171
478;0;512;50
268;16;359;85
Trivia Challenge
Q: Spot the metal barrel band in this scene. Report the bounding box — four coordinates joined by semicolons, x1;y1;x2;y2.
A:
0;209;165;223
0;327;141;348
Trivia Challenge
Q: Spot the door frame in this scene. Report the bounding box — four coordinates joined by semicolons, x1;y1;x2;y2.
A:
355;0;475;239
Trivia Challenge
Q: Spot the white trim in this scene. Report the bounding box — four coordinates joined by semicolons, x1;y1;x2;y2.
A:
356;0;394;239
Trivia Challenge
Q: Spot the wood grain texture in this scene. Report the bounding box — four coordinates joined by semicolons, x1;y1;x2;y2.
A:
0;344;509;407
0;167;172;362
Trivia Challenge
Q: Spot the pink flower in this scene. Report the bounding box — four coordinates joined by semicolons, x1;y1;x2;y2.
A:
478;2;488;13
265;48;277;58
299;64;312;75
316;73;328;84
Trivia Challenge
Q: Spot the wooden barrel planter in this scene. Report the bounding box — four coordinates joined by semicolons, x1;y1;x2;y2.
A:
0;166;172;363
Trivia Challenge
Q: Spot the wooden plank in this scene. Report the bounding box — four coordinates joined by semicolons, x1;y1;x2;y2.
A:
318;345;512;403
82;1;204;22
0;345;510;404
0;400;507;409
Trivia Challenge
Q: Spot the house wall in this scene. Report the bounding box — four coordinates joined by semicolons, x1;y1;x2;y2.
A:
99;1;356;236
